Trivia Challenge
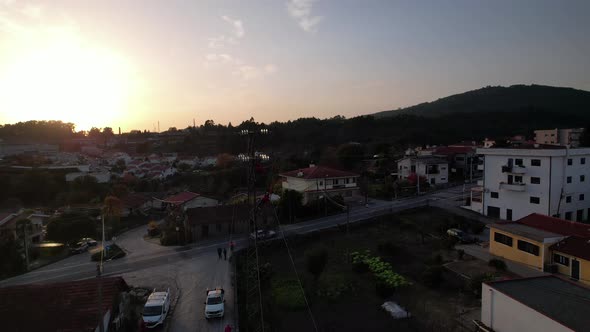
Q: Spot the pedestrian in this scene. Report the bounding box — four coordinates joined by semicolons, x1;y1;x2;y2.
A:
230;241;235;252
223;248;227;260
224;324;232;332
217;247;222;260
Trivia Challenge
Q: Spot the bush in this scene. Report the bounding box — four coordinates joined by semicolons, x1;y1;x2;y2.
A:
377;241;399;256
271;279;306;310
91;243;126;261
147;221;160;237
457;249;465;260
422;266;444;288
441;236;458;250
488;258;507;271
317;274;354;300
352;261;369;273
305;247;328;280
470;221;486;234
159;232;178;246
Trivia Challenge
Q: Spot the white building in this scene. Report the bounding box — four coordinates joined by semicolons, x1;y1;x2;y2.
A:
478;276;588;332
396;156;449;185
534;128;585;147
468;146;590;222
280;165;359;205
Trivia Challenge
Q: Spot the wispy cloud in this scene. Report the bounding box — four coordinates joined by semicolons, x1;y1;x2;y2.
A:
287;0;323;33
207;35;237;49
222;15;244;38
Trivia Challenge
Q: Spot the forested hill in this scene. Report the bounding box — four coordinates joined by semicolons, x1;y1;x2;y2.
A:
373;84;590;118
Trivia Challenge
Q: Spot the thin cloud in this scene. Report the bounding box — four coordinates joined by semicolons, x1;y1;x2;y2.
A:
287;0;323;33
222;15;244;38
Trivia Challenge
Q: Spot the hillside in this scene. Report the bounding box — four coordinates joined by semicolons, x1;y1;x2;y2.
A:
373;84;590;118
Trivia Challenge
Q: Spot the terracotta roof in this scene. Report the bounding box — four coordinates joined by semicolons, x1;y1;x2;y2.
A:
186;205;249;225
0;277;129;332
121;193;150;209
551;236;590;261
280;166;359;179
163;191;200;205
516;213;590;238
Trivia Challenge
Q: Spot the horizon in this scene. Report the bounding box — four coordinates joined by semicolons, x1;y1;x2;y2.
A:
1;1;589;131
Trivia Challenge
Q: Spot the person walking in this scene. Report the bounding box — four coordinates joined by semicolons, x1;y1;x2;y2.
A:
223;248;227;260
217;247;222;260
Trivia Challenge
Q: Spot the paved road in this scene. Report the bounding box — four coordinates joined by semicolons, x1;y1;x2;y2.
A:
0;184;474;331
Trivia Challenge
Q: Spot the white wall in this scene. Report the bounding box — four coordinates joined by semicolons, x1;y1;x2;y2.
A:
481;284;573;332
183;196;219;210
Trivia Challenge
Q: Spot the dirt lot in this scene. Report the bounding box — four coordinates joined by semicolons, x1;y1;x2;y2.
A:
237;207;500;332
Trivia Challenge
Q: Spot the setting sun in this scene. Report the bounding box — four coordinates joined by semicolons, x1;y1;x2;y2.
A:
0;29;135;131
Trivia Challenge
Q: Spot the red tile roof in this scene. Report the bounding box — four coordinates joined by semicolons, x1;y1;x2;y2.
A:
121;193;150;209
163;191;200;205
280;166;359;179
551;236;590;261
0;277;129;332
517;213;590;238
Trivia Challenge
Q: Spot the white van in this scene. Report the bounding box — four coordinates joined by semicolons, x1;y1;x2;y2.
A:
142;288;171;328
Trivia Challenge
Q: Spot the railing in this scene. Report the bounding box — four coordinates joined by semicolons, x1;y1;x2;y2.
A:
500;182;526;191
501;165;526;174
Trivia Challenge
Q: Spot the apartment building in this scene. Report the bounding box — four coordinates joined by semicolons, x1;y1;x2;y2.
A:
534;128;585;147
468;146;590;222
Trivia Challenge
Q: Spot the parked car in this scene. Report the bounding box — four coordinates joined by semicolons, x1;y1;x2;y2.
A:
447;228;476;244
142;288;171;329
249;229;277;241
204;288;225;319
80;237;98;246
69;241;89;254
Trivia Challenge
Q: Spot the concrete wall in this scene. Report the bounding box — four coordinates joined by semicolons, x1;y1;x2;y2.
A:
481;283;573;332
489;228;548;270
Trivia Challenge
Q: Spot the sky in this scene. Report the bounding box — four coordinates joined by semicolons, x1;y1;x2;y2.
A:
0;0;589;132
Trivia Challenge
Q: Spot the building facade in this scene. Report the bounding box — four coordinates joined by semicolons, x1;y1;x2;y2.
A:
534;128;585;147
397;156;449;185
280;165;359;205
468;147;590;222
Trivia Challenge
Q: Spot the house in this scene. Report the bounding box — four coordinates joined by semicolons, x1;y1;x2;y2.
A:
26;212;51;243
0;277;129;332
550;236;590;285
120;193;152;216
396;156;449;185
535;128;585;147
185;205;250;241
0;210;21;238
467;146;590;221
487;213;590;271
162;191;219;211
478;275;590;332
280;164;360;205
433;145;479;180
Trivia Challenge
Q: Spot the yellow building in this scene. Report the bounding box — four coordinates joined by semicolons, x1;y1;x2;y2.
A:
551;237;590;285
488;213;590;271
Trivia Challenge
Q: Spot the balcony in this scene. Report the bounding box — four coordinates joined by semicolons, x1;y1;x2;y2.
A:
500;182;526;192
501;165;526;174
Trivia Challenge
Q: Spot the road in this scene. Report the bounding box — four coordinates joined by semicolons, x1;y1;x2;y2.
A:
0;183;474;331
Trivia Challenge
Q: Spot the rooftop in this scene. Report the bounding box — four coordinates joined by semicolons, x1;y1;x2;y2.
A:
398;156;448;165
551;236;590;261
517;213;590;238
280;165;359;180
121;192;151;209
491;222;564;242
486;275;590;332
0;277;128;332
162;191;200;205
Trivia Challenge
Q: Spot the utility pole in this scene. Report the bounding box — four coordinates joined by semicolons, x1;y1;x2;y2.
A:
96;214;105;332
416;162;420;195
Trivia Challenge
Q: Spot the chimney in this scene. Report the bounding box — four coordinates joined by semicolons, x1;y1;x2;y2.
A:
118;127;121;135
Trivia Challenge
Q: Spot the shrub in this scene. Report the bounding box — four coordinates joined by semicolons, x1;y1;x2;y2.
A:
470;221;486;234
457;249;465;260
488;258;507;271
377;241;399;256
271;279;306;310
422;266;444;288
147;221;160;237
317;274;354;300
441;236;459;250
305;247;328;280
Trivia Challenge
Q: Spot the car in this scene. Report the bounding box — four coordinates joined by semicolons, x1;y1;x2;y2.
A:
69;241;89;254
142;288;171;329
447;228;476;244
249;229;277;241
204;288;225;319
80;237;98;246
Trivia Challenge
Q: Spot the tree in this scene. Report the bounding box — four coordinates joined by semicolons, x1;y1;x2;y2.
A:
46;213;96;244
0;232;25;276
305;247;328;281
103;195;122;237
278;190;303;222
177;162;192;172
336;143;366;169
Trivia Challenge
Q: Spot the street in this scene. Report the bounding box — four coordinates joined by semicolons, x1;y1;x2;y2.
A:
0;184;474;331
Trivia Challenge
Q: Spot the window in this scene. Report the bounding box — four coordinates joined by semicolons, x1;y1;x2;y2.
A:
491;192;499;199
487;206;500;218
494;232;513;247
565;211;572;220
352;177;356;183
530;196;540;204
440;178;446;181
577;209;584;221
318;181;323;186
399;166;402;170
530;177;540;184
411;165;416;172
566;196;572;203
568;158;573;166
581;175;586;182
567;176;572;184
582;158;586;165
506;209;512;221
517;240;539;256
507;158;513;166
515;159;523;166
346;178;350;184
531;159;541;166
554;254;570;266
514;175;523;183
580;194;585;201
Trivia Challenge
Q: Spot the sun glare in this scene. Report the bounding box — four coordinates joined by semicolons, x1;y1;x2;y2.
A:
0;30;135;131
